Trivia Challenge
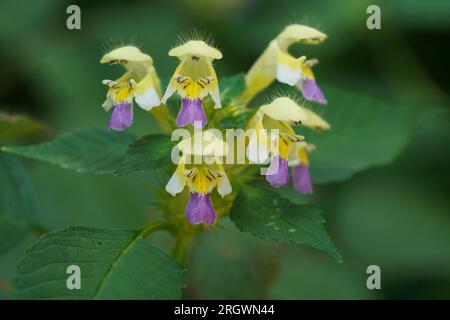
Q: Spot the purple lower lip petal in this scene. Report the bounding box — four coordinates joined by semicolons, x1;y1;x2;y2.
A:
292;164;313;194
109;102;133;131
266;156;290;188
176;98;207;128
185;192;216;225
301;78;327;105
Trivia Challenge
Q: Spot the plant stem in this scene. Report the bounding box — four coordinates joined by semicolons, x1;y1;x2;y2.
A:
172;234;193;262
140;221;171;238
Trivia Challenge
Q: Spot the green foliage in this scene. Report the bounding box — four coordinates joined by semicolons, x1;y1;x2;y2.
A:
219;109;255;129
188;218;281;299
386;0;450;30
304;87;415;184
230;183;342;262
1;0;446;299
219;73;246;106
268;248;375;299
0;154;38;255
13;226;186;299
115;134;176;176
2;128;135;175
0;113;49;144
335;171;450;273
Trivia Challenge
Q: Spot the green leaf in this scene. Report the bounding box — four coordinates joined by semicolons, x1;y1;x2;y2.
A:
0;154;39;255
2;128;135;174
304;87;415;184
219;73;246;105
219;109;256;129
230;184;342;262
115;134;176;176
268;248;375;299
334;170;450;274
13;226;186;299
0;216;31;256
188;218;282;299
0;112;50;144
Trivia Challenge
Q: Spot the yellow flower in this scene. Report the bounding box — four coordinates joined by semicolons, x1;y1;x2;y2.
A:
162;40;223;128
246;97;308;164
237;24;327;105
100;46;170;132
246;97;329;189
165;131;231;225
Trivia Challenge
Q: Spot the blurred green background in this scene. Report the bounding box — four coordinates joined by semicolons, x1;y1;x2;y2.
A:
0;0;449;299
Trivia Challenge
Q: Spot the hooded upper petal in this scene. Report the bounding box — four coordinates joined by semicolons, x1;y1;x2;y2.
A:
276;24;327;49
169;40;222;60
100;46;153;64
300;108;330;130
259;97;310;123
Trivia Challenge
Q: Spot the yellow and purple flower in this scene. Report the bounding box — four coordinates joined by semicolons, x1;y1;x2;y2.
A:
165;131;231;225
247;97;330;190
100;46;162;131
162;40;222;128
246;97;307;188
238;24;327;105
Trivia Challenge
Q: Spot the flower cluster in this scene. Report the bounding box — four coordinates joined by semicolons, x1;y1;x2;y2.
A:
100;24;330;226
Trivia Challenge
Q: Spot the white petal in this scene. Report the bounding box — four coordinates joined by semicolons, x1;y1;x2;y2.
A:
276;63;302;86
217;172;232;197
288;158;300;167
135;87;160;110
102;79;116;86
209;86;222;109
161;83;176;104
165;166;186;197
247;132;269;164
102;95;114;111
